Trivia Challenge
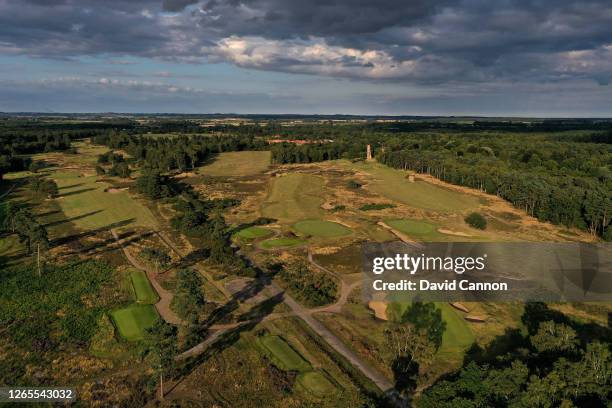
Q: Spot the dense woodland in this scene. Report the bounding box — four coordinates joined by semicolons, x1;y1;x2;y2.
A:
418;303;612;408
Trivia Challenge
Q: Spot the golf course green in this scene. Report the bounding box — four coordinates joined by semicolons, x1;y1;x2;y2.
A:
260;237;306;249
257;335;311;371
296;371;338;398
235;226;273;240
130;269;159;304
293;220;352;238
111;304;159;341
385;219;445;241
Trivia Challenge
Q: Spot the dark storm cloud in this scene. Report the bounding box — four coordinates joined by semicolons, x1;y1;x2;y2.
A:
162;0;198;12
0;0;611;85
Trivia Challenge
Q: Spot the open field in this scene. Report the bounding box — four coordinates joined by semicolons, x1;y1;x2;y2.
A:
256;335;312;371
111;304;159;341
130;269;159;304
293;219;352;238
262;173;324;223
234;225;273;240
199;151;271;177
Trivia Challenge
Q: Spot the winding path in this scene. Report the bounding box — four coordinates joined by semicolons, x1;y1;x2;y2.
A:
111;229;184;326
175;247;394;393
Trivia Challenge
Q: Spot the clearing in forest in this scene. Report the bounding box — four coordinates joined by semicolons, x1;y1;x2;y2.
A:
199;151;271;177
261;173;324;223
256;335;312;371
293;219;352;238
348;161;480;213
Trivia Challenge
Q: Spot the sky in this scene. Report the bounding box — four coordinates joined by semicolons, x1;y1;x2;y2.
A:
0;0;611;116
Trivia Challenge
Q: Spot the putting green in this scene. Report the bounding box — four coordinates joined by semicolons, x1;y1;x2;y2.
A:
385;219;445;241
260;237;306;249
111;304;159;341
296;371;338;398
262;173;324;223
257;335;311;371
235;226;273;240
130;270;159;304
293;220;352;238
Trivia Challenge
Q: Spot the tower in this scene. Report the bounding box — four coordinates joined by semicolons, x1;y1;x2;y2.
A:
366;144;372;161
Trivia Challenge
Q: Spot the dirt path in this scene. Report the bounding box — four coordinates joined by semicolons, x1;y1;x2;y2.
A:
111;229;184;326
276;282;394;392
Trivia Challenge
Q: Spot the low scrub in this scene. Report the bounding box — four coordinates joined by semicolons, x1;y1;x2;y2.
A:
465;212;487;230
278;262;337;307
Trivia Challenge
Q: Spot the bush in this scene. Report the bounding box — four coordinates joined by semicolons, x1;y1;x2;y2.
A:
359;203;396;211
465;212;487;230
347;180;362;189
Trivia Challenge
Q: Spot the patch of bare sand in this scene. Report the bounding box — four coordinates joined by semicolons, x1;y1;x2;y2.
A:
438;228;472;237
368;300;389;321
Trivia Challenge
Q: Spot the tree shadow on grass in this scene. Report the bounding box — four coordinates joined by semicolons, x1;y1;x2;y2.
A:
202;274;271;329
43;209;104;228
51;218;135;246
171;290;285;392
57;187;96;197
58;183;84;190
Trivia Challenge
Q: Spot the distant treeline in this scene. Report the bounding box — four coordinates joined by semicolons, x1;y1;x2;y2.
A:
270;129;612;239
91;133;267;172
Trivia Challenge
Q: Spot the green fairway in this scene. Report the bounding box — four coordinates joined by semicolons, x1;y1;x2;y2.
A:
296;371;338;398
200;151;271;176
347;161;480;213
235;226;273;240
52;171;157;231
130;270;159;304
438;303;475;356
262;173;324;223
260;237;306;249
385;219;445;241
385;301;474;357
257;335;311;371
111;304;159;341
293;219;352;238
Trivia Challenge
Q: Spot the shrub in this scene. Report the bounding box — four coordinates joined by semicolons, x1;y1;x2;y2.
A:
465;212;487;230
359;203;396;211
347;180;362;189
278;262;337;307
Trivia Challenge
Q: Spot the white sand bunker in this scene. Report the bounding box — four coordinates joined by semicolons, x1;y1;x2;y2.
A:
438;228;472;237
368;300;389;320
105;187;128;194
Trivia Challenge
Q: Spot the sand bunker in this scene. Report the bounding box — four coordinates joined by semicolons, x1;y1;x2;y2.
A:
438;228;473;237
368;300;388;320
105;187;128;194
